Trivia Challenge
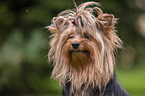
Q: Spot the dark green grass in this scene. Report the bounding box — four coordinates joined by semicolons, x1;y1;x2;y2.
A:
117;68;145;96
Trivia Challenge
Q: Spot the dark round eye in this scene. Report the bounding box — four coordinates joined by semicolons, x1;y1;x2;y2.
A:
68;34;74;39
84;33;90;39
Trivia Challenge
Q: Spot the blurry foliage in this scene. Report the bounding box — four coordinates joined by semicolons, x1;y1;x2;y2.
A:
0;0;145;96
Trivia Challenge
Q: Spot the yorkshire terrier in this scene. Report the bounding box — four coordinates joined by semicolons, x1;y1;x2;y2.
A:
47;1;129;96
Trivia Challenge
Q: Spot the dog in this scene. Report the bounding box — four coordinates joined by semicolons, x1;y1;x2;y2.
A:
47;1;129;96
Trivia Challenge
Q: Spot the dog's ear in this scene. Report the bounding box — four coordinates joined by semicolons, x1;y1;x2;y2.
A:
97;14;115;36
47;17;70;34
55;18;63;32
47;18;63;33
55;18;70;33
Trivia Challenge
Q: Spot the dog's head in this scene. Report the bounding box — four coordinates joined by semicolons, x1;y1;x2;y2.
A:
47;1;122;94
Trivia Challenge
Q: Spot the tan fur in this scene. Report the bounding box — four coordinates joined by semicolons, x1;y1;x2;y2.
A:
47;2;122;96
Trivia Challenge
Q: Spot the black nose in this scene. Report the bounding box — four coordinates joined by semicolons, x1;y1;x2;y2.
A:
72;42;80;49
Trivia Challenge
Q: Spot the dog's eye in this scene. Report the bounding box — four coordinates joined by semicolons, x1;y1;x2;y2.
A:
84;33;90;39
68;34;74;39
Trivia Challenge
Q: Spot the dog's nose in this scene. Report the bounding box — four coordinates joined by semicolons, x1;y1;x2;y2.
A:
72;42;80;49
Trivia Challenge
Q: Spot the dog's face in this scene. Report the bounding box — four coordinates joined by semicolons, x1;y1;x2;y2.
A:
47;2;122;94
51;13;115;71
62;27;102;70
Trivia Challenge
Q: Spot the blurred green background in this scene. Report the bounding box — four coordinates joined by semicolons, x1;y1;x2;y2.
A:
0;0;145;96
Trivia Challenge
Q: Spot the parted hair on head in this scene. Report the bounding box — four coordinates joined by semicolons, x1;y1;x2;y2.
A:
47;1;122;96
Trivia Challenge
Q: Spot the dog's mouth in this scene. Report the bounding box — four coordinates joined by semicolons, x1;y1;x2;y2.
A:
71;50;90;57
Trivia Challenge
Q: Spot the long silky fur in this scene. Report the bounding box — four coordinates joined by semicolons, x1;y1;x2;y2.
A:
47;2;122;96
